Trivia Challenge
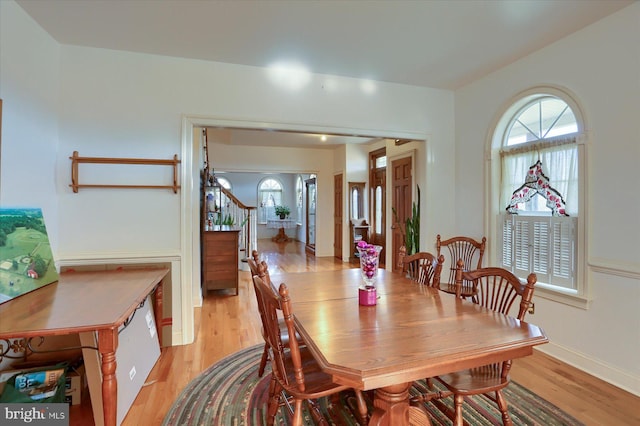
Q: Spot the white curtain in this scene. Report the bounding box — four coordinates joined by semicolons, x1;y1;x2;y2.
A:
500;136;578;216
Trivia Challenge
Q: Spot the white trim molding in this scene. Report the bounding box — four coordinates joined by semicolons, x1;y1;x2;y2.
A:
589;257;640;280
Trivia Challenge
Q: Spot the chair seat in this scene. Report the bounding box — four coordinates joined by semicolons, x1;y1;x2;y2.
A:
282;346;351;398
436;365;509;396
439;282;476;298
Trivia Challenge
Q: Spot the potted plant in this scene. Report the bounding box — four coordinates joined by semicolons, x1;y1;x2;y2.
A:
275;205;290;219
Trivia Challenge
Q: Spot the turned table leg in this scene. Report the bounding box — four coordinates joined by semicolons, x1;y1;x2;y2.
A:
98;328;119;426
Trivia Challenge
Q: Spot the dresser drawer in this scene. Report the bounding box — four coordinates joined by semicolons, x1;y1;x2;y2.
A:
201;229;240;295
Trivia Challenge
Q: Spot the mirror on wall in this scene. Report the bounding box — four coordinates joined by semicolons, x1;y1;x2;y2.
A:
305;177;316;254
348;182;369;262
349;182;365;220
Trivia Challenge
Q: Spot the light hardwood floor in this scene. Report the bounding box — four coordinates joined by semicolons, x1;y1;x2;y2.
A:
71;240;639;426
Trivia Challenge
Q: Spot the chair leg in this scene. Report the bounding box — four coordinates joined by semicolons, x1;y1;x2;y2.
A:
266;376;281;426
258;343;269;377
307;399;329;425
426;377;433;389
495;390;513;426
453;394;464;426
292;399;304;426
354;390;369;425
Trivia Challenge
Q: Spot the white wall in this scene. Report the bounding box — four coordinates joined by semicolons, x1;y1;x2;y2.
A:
0;1;60;248
455;3;640;394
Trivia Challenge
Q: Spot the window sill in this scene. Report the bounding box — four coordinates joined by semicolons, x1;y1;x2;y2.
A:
534;284;592;310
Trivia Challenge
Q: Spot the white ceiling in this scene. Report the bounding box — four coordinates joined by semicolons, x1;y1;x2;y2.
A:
16;0;633;148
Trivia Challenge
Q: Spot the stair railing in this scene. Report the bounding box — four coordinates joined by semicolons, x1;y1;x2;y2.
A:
217;185;257;261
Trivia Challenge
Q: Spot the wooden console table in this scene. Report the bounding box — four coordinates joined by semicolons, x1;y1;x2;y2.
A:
0;268;169;426
267;218;297;242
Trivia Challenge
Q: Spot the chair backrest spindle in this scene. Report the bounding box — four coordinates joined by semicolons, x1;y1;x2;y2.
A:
454;260;536;321
401;250;444;287
438;235;486;299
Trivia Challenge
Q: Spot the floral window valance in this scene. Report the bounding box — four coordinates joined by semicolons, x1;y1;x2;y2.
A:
506;160;569;216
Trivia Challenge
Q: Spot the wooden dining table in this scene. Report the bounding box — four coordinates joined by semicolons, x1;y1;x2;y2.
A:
271;268;548;426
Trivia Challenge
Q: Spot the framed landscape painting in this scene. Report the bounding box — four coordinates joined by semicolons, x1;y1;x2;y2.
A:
0;207;59;304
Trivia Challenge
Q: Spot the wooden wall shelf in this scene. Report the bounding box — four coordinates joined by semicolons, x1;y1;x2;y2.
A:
69;151;181;193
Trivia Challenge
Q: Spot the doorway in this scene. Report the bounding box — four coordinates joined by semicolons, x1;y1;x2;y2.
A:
180;116;426;345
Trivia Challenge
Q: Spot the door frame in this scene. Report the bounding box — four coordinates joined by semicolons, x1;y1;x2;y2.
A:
334;173;343;259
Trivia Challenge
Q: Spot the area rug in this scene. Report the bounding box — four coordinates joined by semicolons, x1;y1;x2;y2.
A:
163;344;584;426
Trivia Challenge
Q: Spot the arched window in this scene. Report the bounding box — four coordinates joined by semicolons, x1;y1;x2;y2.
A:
501;97;578;216
215;176;232;191
491;88;586;307
258;178;283;223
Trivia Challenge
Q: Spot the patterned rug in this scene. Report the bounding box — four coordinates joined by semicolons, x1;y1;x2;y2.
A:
163;344;584;426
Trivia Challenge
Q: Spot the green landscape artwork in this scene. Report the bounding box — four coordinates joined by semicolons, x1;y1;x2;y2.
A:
0;208;59;304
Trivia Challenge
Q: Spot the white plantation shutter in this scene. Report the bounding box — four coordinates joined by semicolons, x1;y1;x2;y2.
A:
551;218;575;288
513;217;530;274
532;220;549;282
500;216;513;268
499;214;576;290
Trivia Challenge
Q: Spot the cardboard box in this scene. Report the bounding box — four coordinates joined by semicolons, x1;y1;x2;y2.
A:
1;358;86;405
64;364;86;406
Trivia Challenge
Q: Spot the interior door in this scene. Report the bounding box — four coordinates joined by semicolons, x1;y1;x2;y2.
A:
334;174;343;259
369;148;386;266
391;156;412;272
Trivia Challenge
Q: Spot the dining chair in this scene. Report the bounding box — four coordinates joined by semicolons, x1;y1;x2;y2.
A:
247;250;269;377
436;234;486;300
252;275;369;426
398;246;445;287
398;247;445;394
247;250;298;378
436;262;537;426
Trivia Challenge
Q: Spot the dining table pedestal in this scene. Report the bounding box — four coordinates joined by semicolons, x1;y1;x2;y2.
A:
369;382;431;426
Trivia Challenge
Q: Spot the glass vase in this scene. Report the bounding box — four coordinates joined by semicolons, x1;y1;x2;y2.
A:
357;244;382;305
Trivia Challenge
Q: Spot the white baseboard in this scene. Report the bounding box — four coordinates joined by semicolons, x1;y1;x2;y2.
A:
172;330;186;346
537;342;639;396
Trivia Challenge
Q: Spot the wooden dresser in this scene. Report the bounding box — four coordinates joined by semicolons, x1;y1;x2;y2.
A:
202;225;240;295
